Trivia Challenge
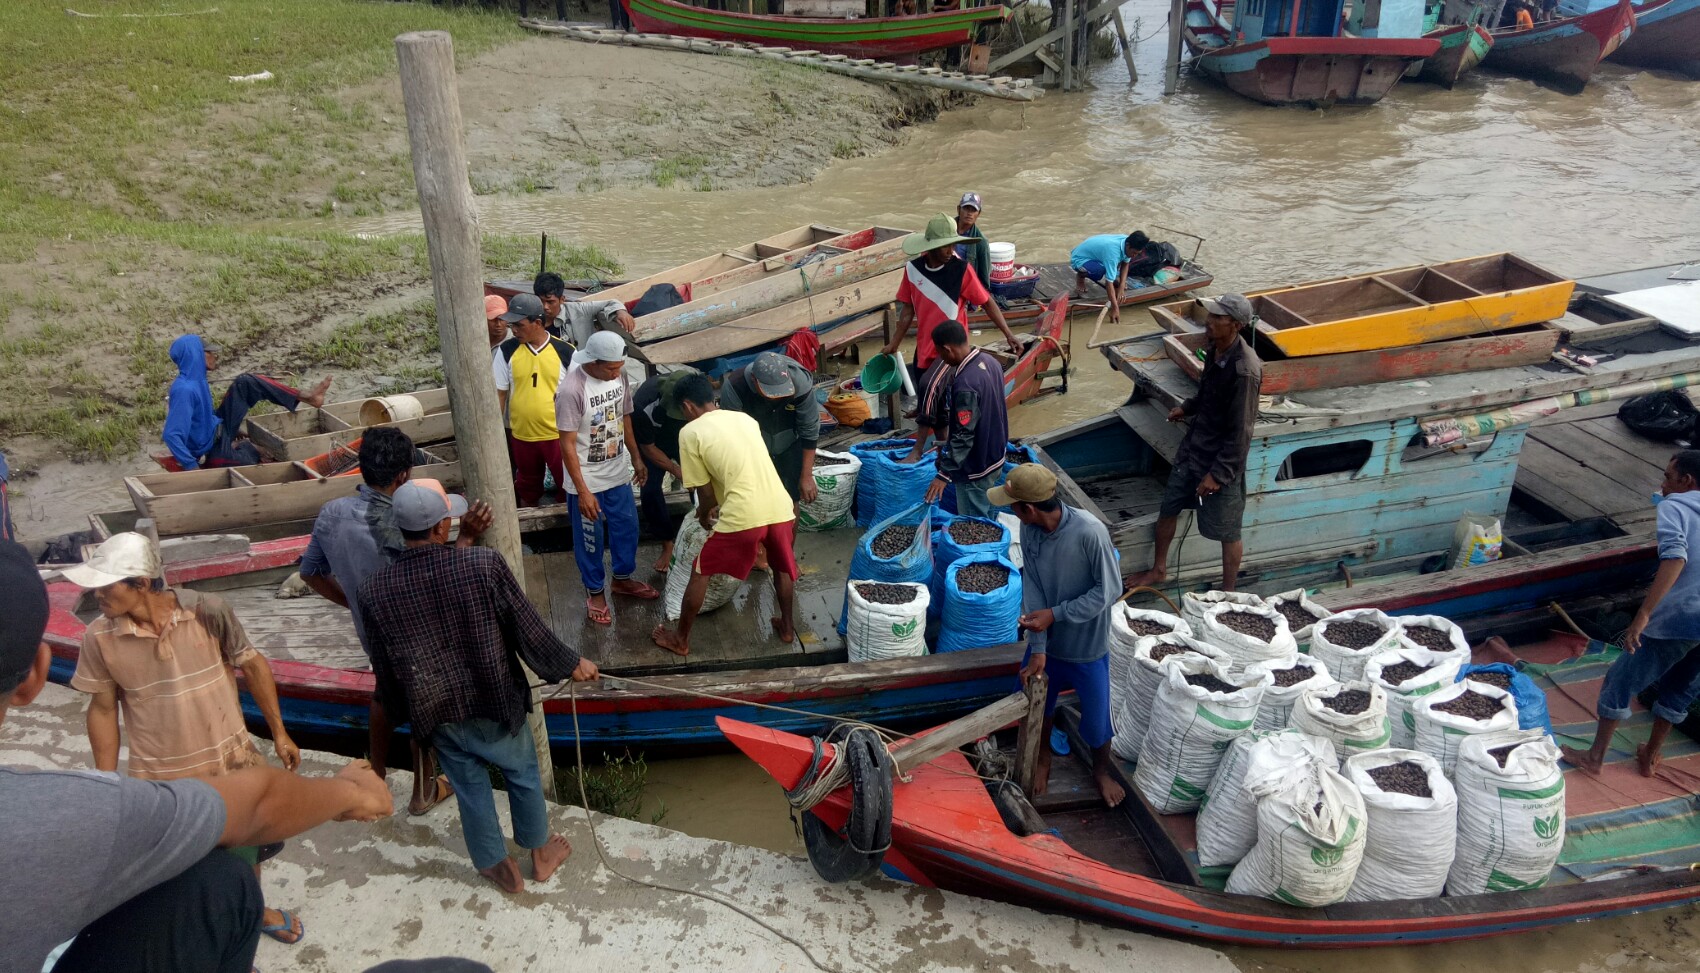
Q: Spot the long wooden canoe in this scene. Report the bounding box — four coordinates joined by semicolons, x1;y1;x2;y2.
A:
246;388;453;462
642;270;904;365
591;223;850;307
621;0;1008;58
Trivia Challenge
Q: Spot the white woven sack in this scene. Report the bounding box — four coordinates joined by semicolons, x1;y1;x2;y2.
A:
1366;647;1466;750
663;510;742;621
1310;608;1401;684
1181;589;1265;634
1111;633;1231;762
1343;749;1457;902
1133;657;1271;814
1393;614;1473;665
844;581;929;662
1267;588;1332;646
1244;655;1335;732
1199;602;1298;674
1225;752;1367;907
1414;681;1520;778
797;450;861;531
1108;607;1193;713
1290;682;1392;768
1197;729;1336;868
1447;730;1565;896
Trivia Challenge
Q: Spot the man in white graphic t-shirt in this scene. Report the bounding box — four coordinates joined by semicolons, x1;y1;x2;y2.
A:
555;331;660;626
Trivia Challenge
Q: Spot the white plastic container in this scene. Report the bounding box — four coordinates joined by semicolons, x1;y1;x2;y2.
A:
989;241;1016;281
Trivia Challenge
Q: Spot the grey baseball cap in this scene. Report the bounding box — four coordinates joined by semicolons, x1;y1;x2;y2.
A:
200;337;223;356
500;293;546;323
572;329;627;366
747;352;796;398
1198;293;1256;327
392;482;468;532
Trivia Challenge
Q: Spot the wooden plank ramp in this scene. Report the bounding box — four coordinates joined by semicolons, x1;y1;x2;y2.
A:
1513;393;1690;527
518;19;1044;102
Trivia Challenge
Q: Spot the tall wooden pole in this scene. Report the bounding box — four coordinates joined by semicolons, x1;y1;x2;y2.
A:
1164;0;1184;94
1061;0;1076;91
394;30;557;796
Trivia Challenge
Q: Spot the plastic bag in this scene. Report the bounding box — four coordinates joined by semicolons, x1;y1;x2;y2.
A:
1290;681;1392;767
1197;730;1336;868
797;450;862;532
1448;730;1566;896
663;509;743;621
845;581;929;662
1458;663;1554;738
1393;614;1472;665
1198;602;1299;674
1107;608;1192;715
937;553;1022;654
838;502;934;636
1133;657;1271;813
1267;588;1333;646
1366;646;1465;750
929;516;1011;620
1617;389;1697;443
1225;750;1367;907
1181;590;1265;633
1344;750;1457;902
1111;633;1228;762
1414;680;1520;778
1450;513;1503;569
1244;655;1335;732
1310;608;1401;684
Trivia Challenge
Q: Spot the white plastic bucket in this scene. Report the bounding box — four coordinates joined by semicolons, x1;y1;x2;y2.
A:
989;241;1016;281
360;394;424;426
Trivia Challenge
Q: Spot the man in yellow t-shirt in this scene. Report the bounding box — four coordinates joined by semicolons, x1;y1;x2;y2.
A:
493;294;573;506
651;372;797;658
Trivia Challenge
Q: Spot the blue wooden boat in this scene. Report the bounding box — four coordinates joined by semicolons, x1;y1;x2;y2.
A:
1483;0;1636;91
1605;0;1700;76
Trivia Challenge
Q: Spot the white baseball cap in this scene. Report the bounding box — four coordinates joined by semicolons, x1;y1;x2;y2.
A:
573;330;627;366
62;532;162;589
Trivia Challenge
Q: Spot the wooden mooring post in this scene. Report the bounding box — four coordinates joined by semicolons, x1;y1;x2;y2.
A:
1164;0;1184;94
394;30;556;796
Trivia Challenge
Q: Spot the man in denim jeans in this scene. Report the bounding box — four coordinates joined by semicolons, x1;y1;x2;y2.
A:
359;484;601;893
1564;450;1700;778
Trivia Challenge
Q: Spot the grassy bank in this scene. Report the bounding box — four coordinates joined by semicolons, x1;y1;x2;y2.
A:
0;1;608;462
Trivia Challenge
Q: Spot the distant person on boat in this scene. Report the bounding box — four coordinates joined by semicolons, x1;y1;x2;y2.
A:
1125;236;1182;283
1516;2;1535;29
162;334;332;470
883;213;1023;393
652;372;799;658
1123;294;1262;594
609;0;632;30
486;294;509;352
1069;231;1148;323
905;321;1010;518
299;428;490;815
493;294;574;508
534;271;636;348
0;539;394;973
1563;450;1700;779
718;352;821;509
63;531;313;954
632;368;701;574
955;192;993;294
357;483;598;895
555;331;659;626
992;463;1125;807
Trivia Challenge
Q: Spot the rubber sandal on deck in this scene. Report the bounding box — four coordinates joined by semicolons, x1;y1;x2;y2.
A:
611;580;660;601
259;909;304;945
586;598;613;626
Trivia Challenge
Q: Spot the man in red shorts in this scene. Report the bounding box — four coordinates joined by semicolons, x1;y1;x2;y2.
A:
651;372;798;657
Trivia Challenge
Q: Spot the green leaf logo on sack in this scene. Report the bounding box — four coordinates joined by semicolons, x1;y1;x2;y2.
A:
818;475;838;487
1310;845;1344;868
891;618;918;638
1533;813;1563;840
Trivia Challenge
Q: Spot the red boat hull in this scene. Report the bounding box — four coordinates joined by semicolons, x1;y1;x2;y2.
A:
1610;0;1700;76
1483;0;1637;90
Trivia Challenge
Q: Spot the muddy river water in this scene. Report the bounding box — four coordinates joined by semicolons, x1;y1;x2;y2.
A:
330;11;1699;968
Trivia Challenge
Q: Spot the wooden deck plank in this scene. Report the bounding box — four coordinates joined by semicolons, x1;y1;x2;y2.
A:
1517;442;1645;519
1577;416;1683;469
1531;423;1668;498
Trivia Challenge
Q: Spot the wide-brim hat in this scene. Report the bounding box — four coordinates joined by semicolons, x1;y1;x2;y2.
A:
902;213;972;257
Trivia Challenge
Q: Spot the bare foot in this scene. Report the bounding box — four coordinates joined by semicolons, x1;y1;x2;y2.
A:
1561;745;1604;775
1031;750;1051;798
478;857;524;894
1122;568;1167;594
753;549;771;573
302;377;333;409
531;834;572;882
1638;742;1662;778
771;615;795;644
653;542;674;574
1095;769;1127;808
651;623;690;657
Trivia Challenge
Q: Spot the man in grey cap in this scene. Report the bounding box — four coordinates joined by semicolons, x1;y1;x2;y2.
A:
717;351;821;508
954;192;992;296
358;484;598;894
1125;293;1262;594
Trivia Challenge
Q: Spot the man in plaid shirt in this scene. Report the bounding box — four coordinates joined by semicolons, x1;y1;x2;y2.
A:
359;484;599;894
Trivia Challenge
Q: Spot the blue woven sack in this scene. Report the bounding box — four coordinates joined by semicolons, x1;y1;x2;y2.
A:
929;516;1012;620
850;439;935;527
1457;663;1554;738
937;553;1022;654
839;502;935;636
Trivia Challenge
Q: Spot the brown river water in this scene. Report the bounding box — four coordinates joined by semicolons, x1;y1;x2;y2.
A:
295;12;1700;968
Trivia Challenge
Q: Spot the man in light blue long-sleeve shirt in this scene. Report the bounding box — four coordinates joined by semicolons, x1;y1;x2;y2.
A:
991;463;1125;806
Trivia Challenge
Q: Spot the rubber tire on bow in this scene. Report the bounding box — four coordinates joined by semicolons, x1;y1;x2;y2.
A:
801;726;892;883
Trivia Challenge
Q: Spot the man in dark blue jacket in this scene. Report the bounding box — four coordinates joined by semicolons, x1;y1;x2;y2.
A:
906;321;1009;518
162;335;332;469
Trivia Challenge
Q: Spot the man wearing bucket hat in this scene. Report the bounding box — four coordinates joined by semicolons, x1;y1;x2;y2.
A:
556;330;658;625
64;531;315;949
882;213;1022;392
718;352;821;509
992;464;1125;807
1125;293;1262;594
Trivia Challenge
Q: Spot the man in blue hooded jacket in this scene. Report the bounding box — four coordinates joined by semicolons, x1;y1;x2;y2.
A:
163;335;332;470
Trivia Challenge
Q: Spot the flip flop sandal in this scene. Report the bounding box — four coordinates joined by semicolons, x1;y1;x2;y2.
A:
407;775;454;816
613;581;660;601
586;598;613;625
260;909;305;945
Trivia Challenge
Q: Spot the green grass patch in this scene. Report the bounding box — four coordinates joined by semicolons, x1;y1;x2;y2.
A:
651;154;710;189
559;751;668;825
